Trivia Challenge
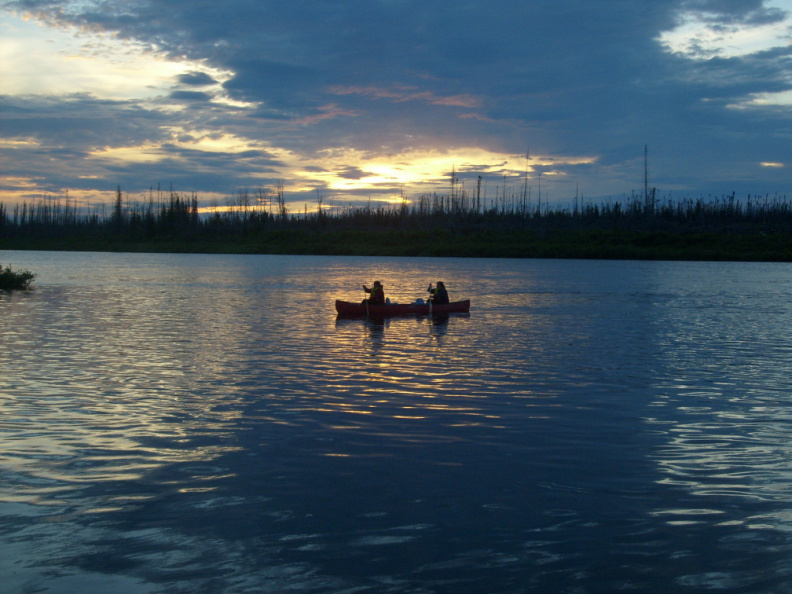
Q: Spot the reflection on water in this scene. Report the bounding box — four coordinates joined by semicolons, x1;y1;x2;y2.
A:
2;252;792;592
335;312;460;353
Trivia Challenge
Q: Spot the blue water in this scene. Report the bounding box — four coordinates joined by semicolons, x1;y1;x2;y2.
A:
2;251;792;592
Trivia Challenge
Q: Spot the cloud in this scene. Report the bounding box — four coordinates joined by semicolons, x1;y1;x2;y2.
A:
293;104;360;126
177;71;218;86
1;0;790;209
661;0;792;59
336;166;372;180
169;90;213;102
328;85;483;109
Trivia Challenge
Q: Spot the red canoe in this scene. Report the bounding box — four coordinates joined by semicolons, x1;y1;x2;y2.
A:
335;299;470;317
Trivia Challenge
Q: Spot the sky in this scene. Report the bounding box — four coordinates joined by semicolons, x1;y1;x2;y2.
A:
1;0;791;213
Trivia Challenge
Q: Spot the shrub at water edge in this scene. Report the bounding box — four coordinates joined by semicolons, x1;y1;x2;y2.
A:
0;264;36;290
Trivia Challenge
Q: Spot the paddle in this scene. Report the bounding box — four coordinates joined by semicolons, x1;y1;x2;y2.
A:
427;283;433;314
361;284;370;317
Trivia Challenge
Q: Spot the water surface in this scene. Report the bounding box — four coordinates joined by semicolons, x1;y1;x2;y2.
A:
2;251;792;592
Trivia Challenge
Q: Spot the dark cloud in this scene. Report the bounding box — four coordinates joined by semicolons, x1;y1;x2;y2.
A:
169;90;213;102
177;71;218;86
221;58;321;107
0;93;170;149
337;166;370;180
681;0;786;24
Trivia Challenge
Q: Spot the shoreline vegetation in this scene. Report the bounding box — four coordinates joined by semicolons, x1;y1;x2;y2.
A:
0;264;36;290
2;188;792;261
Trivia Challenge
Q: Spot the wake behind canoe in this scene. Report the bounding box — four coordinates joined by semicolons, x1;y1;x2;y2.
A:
335;299;470;317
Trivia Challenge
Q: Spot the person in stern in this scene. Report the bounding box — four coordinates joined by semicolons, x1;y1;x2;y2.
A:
427;281;449;304
362;280;385;305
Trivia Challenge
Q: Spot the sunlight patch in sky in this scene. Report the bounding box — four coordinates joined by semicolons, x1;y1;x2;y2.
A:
88;144;171;164
0;175;110;206
0;138;40;149
743;89;792;106
0;13;221;100
88;131;269;168
165;129;268;155
291;148;595;196
659;1;792;59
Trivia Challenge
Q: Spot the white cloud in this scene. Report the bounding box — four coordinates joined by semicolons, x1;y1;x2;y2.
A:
0;13;223;100
743;89;792;106
659;1;792;59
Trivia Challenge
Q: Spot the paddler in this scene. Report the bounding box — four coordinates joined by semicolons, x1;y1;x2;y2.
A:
428;281;449;304
362;280;385;305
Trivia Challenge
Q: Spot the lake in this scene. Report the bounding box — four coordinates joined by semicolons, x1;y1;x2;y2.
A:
2;250;792;593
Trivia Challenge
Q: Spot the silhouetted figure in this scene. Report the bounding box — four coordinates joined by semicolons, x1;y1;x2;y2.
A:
362;280;385;304
428;281;449;304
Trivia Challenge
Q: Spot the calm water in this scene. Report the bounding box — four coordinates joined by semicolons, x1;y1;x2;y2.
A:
2;251;792;593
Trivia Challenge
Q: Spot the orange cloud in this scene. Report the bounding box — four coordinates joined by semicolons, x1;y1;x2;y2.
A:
458;112;495;122
295;103;360;125
328;84;482;109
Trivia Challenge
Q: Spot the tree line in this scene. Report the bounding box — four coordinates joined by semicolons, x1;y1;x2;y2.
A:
1;184;791;253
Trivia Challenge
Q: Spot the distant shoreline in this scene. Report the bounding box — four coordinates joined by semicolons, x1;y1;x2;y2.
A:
4;191;792;262
3;227;792;262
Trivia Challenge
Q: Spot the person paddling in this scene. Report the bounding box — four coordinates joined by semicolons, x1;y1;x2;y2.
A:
362;280;385;305
428;281;449;304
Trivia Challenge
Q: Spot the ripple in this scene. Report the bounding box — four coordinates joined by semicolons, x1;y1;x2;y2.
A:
3;253;792;592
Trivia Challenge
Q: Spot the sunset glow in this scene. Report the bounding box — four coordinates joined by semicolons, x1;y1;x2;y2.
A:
1;1;790;209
